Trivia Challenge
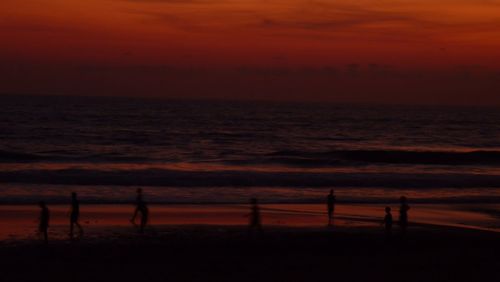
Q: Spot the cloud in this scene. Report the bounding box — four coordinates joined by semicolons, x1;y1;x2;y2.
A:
0;19;78;33
292;2;500;37
258;3;421;31
123;0;202;2
112;0;500;47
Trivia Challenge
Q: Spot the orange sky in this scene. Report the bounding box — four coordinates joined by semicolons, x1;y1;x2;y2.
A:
1;0;500;104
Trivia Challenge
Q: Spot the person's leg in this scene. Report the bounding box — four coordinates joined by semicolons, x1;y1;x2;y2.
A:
141;211;148;233
140;217;145;233
43;229;48;244
138;209;146;233
72;219;83;238
76;221;84;236
131;207;139;223
330;208;335;226
70;221;74;239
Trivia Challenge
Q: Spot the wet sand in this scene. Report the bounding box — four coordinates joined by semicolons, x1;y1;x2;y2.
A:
1;203;500;241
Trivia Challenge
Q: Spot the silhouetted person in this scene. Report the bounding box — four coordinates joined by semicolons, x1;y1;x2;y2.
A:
131;188;143;223
138;201;149;234
383;206;393;238
70;192;83;240
38;201;49;244
248;198;262;234
399;196;410;236
327;189;336;226
131;188;148;233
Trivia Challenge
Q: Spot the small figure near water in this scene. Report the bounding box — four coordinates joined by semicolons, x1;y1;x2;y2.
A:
130;188;149;233
327;189;336;226
70;192;84;240
138;202;149;234
38;201;50;244
382;206;393;238
131;188;144;222
399;196;410;236
248;198;262;234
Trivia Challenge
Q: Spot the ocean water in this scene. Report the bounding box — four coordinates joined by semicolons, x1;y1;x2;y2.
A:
1;95;500;204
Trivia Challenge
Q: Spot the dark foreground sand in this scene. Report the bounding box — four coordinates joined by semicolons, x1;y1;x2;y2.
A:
0;225;499;282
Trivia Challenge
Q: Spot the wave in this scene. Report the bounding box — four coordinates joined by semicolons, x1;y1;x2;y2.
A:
261;149;500;166
2;168;500;188
0;150;43;161
0;150;150;163
3;148;500;167
0;184;500;204
2;196;500;205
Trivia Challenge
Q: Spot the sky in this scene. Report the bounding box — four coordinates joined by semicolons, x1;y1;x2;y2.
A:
1;0;500;104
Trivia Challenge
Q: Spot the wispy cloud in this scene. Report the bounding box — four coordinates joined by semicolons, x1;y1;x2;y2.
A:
119;0;500;44
122;0;205;3
0;19;79;33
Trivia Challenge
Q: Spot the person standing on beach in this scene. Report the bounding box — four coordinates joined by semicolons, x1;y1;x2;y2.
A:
138;199;149;234
327;189;336;226
131;188;149;233
131;188;144;223
38;201;50;244
248;198;262;233
383;206;393;238
70;192;83;240
399;196;410;236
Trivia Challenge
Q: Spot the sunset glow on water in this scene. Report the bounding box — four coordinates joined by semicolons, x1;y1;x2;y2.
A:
2;97;500;205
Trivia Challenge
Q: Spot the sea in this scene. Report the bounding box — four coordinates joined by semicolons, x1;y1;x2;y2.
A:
1;95;500;204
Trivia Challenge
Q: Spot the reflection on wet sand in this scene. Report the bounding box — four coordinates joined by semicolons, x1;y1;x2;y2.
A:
0;203;499;241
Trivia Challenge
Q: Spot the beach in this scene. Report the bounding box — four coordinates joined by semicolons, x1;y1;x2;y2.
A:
3;0;500;280
1;203;500;282
1;98;500;281
1;203;500;242
0;212;499;282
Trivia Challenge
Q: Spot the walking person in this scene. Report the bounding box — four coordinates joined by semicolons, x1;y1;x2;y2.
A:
38;201;50;244
138;200;149;234
70;192;83;240
382;206;393;239
131;188;144;224
327;189;336;226
248;198;262;234
399;196;410;237
131;188;148;233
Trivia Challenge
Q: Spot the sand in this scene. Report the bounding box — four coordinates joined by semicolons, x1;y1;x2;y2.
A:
0;225;499;282
1;204;499;281
0;203;499;241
